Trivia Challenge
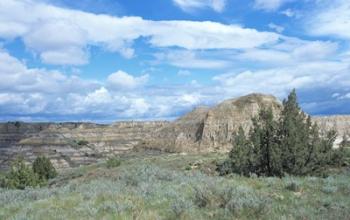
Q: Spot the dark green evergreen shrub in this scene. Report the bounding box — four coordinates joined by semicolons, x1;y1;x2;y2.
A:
220;89;344;177
216;160;233;176
32;156;57;181
0;172;6;188
331;135;349;166
106;157;121;168
1;157;41;189
185;165;192;171
285;182;300;192
14;121;21;128
77;140;89;146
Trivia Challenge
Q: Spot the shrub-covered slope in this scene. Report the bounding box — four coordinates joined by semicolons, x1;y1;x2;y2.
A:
1;153;349;220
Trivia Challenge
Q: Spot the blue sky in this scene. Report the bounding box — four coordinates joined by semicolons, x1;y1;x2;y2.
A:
0;0;349;122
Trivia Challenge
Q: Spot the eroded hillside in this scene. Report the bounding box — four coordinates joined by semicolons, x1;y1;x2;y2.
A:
0;93;349;170
144;93;282;152
0;121;168;170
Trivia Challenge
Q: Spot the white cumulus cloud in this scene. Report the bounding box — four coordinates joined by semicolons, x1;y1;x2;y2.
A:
213;61;350;98
177;70;191;76
107;70;149;90
0;0;278;66
155;50;230;69
254;0;294;11
173;0;227;12
307;0;350;40
268;23;284;33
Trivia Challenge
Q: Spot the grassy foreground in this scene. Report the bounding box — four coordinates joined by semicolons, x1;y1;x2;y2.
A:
0;153;349;220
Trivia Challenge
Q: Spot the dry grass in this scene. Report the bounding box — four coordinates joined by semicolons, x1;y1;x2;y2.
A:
1;152;350;220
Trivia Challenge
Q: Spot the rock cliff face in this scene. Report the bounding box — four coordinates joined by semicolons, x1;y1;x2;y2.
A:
143;94;282;153
0;121;168;170
313;116;350;146
0;93;349;170
142;94;350;153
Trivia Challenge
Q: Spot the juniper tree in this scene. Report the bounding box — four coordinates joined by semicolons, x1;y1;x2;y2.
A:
221;89;343;177
32;156;57;181
279;89;311;174
228;126;252;176
301;120;321;174
228;107;282;176
317;130;337;167
327;134;347;167
279;89;338;175
2;157;41;189
249;107;282;176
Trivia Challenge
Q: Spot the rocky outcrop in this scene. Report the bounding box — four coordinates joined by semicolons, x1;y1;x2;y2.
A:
1;93;349;170
0;121;168;170
142;94;350;153
199;94;281;151
143;94;282;153
313;116;350;147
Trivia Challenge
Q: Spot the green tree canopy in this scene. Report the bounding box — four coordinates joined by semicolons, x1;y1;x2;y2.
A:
32;156;57;181
221;89;344;177
1;157;41;189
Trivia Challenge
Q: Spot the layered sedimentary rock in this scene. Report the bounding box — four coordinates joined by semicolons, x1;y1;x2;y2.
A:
143;94;282;153
313;116;350;146
1;93;349;170
142;94;350;153
0;121;168;170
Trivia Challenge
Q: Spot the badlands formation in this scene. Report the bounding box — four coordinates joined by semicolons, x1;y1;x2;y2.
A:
0;94;349;170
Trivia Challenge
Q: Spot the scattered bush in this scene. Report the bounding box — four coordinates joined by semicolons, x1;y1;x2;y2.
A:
77;140;89;146
0;155;349;219
230;187;270;218
1;156;57;190
218;185;269;217
321;185;338;194
32;156;57;181
0;172;6;188
98;201;119;214
216;160;233;176
218;186;236;208
14;121;21;128
1;157;41;189
170;197;191;217
106;157;121;168
331;135;349;167
193;185;212;208
122;173;139;187
185;165;192;171
321;177;338;194
191;182;270;218
285;182;301;192
225;199;238;215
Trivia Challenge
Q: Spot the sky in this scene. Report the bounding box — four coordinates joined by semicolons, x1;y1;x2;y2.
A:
0;0;349;122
